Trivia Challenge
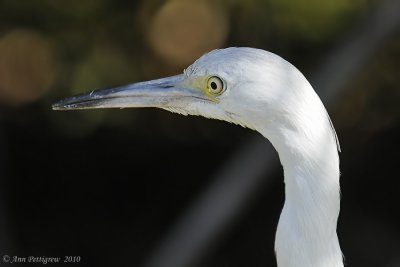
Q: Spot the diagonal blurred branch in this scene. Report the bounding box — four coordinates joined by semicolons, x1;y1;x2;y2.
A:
143;136;277;267
312;0;400;101
142;1;400;266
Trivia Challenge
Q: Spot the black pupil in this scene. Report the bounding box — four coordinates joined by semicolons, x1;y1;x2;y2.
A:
210;81;218;90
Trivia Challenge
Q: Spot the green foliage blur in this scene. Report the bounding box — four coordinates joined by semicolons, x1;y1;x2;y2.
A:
0;0;370;139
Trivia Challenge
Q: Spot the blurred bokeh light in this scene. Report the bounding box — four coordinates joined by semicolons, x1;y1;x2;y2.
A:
0;30;55;106
146;0;229;66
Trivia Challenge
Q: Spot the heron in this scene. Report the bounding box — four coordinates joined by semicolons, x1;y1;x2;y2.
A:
53;47;343;267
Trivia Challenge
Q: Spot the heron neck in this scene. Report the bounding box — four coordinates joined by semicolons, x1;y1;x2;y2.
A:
257;123;343;267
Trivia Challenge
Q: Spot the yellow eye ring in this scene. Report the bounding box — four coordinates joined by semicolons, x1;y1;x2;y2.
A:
207;76;225;95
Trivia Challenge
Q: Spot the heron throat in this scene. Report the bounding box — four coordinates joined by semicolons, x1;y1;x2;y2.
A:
256;103;343;267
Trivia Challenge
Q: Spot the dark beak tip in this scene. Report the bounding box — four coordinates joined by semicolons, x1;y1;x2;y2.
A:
51;104;63;110
51;98;76;110
51;101;63;110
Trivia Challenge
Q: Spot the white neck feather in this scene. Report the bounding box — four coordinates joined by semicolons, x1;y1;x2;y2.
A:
255;92;343;267
181;47;344;266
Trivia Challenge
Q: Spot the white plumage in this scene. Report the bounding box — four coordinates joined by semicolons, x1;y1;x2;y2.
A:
53;47;343;267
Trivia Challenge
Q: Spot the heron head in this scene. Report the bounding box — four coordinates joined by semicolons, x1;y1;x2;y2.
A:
53;47;309;131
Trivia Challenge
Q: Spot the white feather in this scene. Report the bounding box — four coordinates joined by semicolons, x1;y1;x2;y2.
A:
181;47;343;267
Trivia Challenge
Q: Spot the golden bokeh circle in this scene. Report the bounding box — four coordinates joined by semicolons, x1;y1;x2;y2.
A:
148;0;229;67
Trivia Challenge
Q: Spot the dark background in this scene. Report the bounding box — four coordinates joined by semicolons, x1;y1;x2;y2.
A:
0;0;399;266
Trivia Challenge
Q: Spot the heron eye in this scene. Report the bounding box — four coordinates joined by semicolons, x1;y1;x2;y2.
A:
207;76;225;95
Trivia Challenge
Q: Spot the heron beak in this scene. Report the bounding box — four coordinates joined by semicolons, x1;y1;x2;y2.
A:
52;74;208;110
